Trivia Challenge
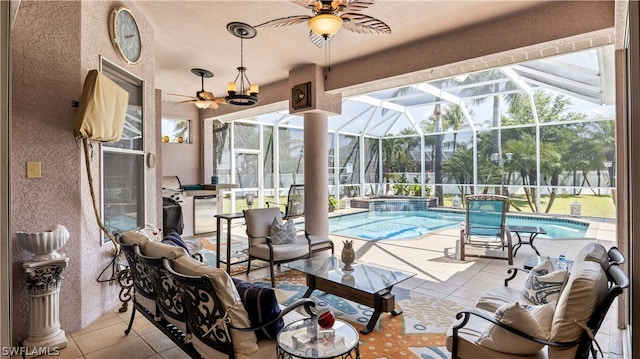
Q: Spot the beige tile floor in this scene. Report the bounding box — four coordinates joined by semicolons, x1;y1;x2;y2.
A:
53;216;626;359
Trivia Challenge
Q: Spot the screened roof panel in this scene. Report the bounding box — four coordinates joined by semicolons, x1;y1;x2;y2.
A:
245;46;614;138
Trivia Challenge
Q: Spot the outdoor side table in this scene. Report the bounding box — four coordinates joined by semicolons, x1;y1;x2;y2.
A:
510;225;546;257
215;212;245;274
277;318;360;359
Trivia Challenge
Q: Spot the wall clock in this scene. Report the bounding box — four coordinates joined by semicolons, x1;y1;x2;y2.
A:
292;82;311;110
110;6;142;65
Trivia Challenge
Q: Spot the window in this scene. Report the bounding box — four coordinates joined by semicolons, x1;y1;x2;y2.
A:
161;118;190;143
101;59;145;244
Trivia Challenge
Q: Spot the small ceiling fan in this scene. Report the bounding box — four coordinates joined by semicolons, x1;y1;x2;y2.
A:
255;0;391;47
170;68;226;110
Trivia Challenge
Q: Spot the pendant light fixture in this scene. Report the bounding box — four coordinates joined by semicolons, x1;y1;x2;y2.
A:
226;22;259;106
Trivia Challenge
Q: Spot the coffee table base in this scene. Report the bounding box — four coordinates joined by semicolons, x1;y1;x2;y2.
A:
302;275;398;334
276;345;360;359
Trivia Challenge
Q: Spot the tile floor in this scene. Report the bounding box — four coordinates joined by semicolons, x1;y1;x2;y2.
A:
52;216;626;358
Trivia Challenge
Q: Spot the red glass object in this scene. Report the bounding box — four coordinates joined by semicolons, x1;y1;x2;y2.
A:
317;309;335;329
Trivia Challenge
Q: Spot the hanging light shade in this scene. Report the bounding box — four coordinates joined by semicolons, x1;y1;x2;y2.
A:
194;100;212;109
226;22;259;106
308;13;343;37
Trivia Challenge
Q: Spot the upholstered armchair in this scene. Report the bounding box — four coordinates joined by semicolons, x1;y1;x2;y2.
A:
244;207;312;286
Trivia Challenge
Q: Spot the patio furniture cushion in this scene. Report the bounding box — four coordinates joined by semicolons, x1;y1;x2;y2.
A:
475;285;532;313
172;255;259;356
119;230;151;250
521;258;568;305
573;242;609;269
143;241;188;260
270;217;296;245
233;278;284;339
548;260;608;358
445;310;549;359
477;301;555;355
248;238;310;261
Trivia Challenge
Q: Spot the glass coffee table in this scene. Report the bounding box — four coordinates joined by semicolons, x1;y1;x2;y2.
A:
276;318;360;359
285;256;416;334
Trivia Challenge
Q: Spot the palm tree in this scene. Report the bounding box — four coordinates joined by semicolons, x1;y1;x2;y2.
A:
441;104;472;152
456;71;521;155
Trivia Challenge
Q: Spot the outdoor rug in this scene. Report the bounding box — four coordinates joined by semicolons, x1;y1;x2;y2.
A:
186;235;269;274
257;270;462;359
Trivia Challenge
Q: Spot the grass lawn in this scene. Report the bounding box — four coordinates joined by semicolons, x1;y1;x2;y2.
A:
441;193;616;219
223;193;616;219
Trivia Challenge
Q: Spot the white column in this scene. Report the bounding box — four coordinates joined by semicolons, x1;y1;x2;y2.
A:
22;257;68;353
304;112;329;237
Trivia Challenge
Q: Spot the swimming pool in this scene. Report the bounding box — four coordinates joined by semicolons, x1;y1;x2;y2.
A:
328;210;588;240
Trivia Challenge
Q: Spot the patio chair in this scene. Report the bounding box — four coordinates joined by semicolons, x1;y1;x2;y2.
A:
265;184;334;255
266;184;305;219
244;207;312;287
460;194;513;265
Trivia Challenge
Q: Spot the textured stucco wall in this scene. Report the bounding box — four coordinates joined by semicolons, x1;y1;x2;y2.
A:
11;0;156;343
161;101;201;185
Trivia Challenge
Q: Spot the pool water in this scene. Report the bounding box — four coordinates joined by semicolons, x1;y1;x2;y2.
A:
329;210;588;241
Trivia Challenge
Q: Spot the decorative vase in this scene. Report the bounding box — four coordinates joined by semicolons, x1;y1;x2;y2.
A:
341;240;355;271
15;224;70;262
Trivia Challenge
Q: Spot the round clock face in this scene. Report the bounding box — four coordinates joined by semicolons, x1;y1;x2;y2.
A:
110;7;141;64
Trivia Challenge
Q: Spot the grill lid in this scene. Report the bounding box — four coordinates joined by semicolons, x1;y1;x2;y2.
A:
162;176;182;190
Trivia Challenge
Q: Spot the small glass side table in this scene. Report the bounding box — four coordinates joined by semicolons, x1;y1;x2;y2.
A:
276;318;360;359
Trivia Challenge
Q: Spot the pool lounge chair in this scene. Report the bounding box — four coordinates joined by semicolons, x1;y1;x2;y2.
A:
460;194;513;265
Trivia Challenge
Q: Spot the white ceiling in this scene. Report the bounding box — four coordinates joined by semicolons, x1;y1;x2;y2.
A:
134;0;552;103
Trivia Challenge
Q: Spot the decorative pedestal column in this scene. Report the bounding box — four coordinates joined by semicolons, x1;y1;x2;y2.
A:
22;257;69;352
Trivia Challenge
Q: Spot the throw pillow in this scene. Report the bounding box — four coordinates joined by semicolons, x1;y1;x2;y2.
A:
477;301;554;355
232;278;284;339
161;229;191;256
270;217;297;244
522;257;568;305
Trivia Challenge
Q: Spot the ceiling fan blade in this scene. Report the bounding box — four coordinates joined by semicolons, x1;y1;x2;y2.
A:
207;102;220;110
197;91;216;101
342;0;376;12
214;98;227;104
168;93;197;99
341;13;391;34
309;30;329;48
291;0;317;9
255;15;311;29
177;99;196;104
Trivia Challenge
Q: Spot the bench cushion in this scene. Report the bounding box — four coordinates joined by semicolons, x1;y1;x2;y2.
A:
173;256;259;356
119;231;150;250
143;241;188;259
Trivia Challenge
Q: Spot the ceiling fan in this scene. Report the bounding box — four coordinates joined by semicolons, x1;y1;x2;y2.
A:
255;0;391;47
170;68;226;110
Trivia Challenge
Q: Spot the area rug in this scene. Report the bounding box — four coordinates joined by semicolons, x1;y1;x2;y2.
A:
257;271;462;359
185;236;268;275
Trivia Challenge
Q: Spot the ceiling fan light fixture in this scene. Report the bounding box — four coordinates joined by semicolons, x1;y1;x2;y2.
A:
226;22;259;106
308;13;343;37
195;100;212;109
